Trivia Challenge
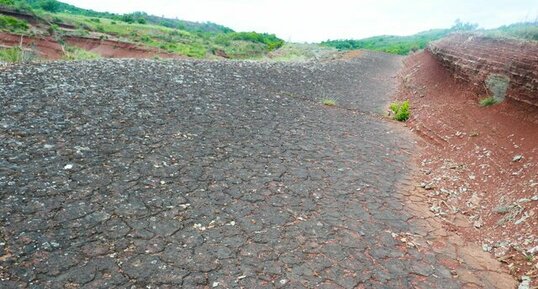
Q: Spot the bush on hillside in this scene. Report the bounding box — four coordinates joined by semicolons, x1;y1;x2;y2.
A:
0;14;29;32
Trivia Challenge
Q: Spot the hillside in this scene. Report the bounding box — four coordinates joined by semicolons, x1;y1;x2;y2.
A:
322;21;538;55
0;0;284;59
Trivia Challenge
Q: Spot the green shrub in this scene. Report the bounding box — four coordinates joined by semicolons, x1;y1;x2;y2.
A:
0;15;29;32
479;96;498;106
389;100;410;121
485;74;509;102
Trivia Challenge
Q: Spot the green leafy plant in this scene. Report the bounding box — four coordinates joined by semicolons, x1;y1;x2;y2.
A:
389;100;410;121
479;96;498;106
321;98;337;106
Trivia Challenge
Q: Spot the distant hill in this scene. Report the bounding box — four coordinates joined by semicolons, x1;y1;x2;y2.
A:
322;21;538;55
322;29;451;55
0;0;284;58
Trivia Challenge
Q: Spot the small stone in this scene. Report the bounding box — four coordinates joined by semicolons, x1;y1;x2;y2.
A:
64;164;74;170
193;223;206;231
527;246;538;255
41;242;52;251
515;213;529;225
518;276;530;289
513;155;523;162
279;279;288;285
482;243;492;252
43;144;54;149
531;195;538;201
473;217;484;228
420;182;434;190
212;282;219;287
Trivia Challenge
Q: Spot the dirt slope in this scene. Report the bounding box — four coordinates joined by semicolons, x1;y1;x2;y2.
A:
395;50;538;286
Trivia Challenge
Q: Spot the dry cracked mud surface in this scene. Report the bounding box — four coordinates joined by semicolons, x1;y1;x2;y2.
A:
0;53;515;288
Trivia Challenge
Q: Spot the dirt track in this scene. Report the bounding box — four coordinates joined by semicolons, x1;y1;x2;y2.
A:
0;54;515;288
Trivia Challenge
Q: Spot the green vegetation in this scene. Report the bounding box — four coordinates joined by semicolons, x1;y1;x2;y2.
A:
484;21;538;41
63;45;100;60
322;20;537;56
0;0;15;6
0;14;28;32
321;98;337;106
479;96;498;107
322;29;450;55
485;74;509;102
0;47;23;62
0;0;284;59
44;12;283;58
322;20;479;55
389;100;410;121
226;32;284;50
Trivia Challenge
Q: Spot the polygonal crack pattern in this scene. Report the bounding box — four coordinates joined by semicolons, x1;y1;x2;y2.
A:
2;55;464;288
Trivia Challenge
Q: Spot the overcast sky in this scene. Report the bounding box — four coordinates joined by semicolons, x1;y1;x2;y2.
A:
62;0;537;42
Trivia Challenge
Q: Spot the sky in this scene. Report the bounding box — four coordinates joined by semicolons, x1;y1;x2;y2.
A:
62;0;538;42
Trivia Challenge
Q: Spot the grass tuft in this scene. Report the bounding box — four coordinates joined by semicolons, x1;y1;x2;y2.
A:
479;96;498;107
63;46;101;60
0;47;23;62
321;98;337;106
389;100;410;121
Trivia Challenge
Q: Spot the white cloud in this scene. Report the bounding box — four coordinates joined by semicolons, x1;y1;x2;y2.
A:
62;0;538;42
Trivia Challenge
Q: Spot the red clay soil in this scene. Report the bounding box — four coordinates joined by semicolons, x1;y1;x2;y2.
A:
395;50;538;285
63;36;180;59
0;32;64;59
0;32;181;59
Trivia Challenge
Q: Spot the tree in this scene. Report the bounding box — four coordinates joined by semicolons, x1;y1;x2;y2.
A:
37;0;61;12
0;0;15;6
451;19;478;31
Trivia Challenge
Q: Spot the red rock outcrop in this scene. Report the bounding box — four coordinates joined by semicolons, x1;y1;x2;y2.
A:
428;33;538;107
